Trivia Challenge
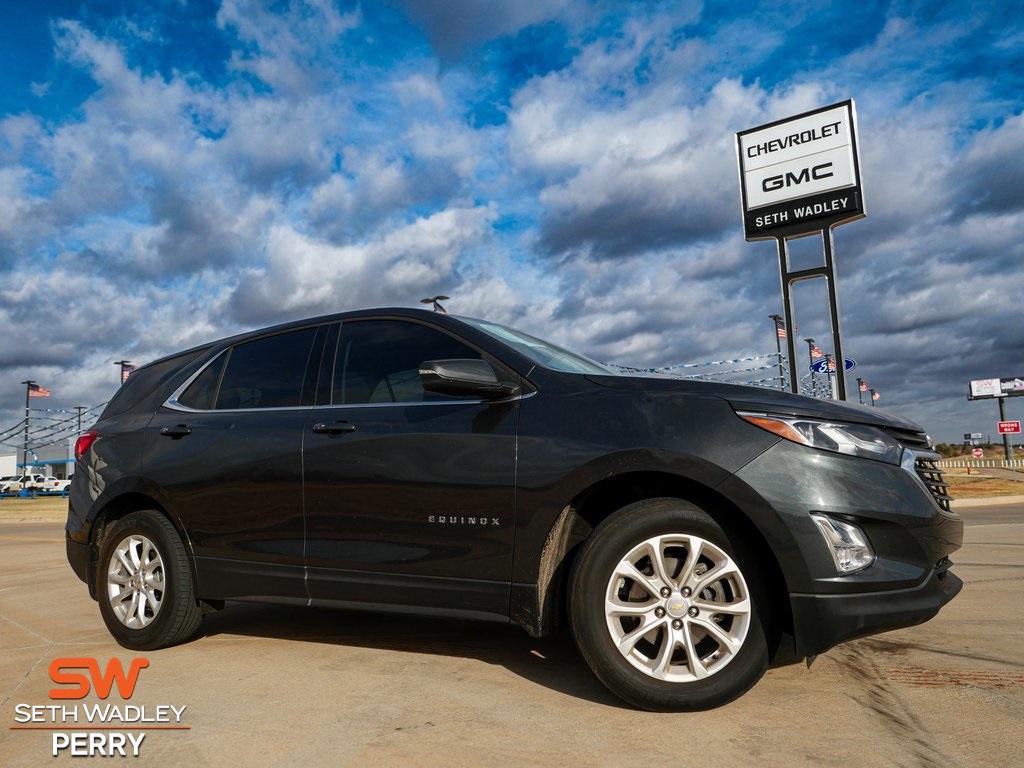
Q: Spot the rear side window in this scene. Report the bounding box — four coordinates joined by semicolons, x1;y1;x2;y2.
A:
101;349;208;419
176;354;226;410
177;327;319;410
333;320;481;405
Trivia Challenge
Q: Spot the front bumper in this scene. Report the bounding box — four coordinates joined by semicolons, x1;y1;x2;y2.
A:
789;558;962;656
728;439;964;655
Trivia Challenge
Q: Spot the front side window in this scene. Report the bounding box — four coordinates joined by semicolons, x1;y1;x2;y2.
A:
332;320;482;405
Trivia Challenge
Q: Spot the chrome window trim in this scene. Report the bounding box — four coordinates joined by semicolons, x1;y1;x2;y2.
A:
164;349;535;414
164;349;228;412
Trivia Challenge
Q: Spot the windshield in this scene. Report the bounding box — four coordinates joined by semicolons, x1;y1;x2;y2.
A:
459;317;611;375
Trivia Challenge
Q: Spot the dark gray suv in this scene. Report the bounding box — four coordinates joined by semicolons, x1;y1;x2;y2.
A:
67;308;962;710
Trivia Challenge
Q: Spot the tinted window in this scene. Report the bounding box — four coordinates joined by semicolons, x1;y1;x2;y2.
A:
101;349;207;419
334;320;481;404
214;328;319;409
458;316;610;374
177;353;227;410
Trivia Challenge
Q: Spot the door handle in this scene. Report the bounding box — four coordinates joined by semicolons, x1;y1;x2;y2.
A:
160;424;192;439
312;421;357;436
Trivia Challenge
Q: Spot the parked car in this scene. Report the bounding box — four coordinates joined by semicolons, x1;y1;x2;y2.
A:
38;476;71;494
16;473;48;492
0;475;20;493
66;308;962;710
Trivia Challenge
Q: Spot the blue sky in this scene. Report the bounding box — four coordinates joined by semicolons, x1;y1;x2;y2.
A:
1;0;1022;449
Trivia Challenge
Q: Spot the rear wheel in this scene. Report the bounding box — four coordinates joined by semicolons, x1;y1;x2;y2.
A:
569;498;769;711
97;511;202;650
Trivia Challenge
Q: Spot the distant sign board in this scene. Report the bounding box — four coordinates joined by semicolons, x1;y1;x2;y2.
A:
809;357;856;375
964;433;983;440
737;100;865;240
969;377;1024;400
998;421;1022;434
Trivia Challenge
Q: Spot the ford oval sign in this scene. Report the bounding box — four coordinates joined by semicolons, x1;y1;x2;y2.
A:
809;357;857;375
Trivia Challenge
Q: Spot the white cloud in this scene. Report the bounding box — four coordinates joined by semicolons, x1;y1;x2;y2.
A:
228;205;498;323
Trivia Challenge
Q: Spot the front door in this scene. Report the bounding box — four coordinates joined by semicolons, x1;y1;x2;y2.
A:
302;318;519;619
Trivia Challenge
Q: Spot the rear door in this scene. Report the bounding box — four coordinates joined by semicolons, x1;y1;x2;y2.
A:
144;324;326;600
302;317;519;619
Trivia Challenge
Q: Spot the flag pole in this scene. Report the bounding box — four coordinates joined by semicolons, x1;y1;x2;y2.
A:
769;314;785;391
804;338;816;397
20;380;34;470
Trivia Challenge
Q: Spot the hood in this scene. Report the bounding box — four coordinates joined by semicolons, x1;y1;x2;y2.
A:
584;374;925;434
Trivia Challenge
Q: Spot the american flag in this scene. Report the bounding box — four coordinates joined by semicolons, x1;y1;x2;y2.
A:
859;380;868;392
775;317;787;338
28;383;51;397
811;346;823;359
827;357;836;372
122;364;138;383
872;391;880;401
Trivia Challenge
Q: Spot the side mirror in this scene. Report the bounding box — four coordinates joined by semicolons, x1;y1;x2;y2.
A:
420;359;520;399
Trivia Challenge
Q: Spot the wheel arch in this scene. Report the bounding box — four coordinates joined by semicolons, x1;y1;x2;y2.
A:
518;470;793;654
85;491;198;601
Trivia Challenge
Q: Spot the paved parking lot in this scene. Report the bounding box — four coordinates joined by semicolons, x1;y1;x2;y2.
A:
2;499;1022;766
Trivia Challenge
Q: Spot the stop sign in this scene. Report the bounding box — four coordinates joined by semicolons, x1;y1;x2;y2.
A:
972;448;984;458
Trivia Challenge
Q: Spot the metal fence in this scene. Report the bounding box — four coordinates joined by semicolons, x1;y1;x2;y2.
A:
937;459;1024;469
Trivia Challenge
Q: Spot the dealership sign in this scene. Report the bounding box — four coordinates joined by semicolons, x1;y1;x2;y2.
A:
736;101;865;240
968;377;1024;400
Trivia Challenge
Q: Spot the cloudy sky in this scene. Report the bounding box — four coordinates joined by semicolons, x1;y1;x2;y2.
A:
1;0;1022;454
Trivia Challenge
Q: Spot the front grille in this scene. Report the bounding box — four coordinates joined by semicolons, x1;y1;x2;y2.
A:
881;425;932;450
914;455;952;513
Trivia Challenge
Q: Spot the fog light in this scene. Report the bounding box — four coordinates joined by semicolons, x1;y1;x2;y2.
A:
810;514;874;574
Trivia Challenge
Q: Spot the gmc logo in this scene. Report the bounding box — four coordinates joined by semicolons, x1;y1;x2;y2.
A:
762;162;834;192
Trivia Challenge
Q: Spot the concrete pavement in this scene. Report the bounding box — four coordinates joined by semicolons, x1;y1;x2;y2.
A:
1;502;1022;766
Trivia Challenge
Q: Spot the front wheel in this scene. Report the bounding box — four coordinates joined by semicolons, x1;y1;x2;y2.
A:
569;498;770;711
97;511;202;650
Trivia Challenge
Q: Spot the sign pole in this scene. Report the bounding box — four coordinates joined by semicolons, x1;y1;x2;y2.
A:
822;229;847;400
778;238;800;394
999;398;1013;462
776;231;848;401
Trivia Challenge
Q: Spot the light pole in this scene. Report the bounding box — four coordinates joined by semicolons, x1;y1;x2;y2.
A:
870;389;877;407
856;378;865;405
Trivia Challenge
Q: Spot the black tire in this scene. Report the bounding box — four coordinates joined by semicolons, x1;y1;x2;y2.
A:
97;511;202;650
569;498;769;711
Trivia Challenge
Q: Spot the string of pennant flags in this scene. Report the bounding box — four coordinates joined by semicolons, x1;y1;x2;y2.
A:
6;329;880;462
614;352;782;374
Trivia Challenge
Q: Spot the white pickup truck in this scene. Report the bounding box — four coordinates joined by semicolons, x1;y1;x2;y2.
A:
0;474;71;494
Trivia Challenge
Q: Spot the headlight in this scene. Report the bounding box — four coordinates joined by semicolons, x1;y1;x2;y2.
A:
738;412;904;465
